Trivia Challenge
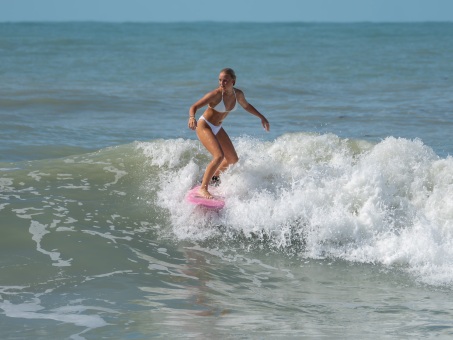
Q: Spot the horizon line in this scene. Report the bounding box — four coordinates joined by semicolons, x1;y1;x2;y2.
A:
1;19;452;24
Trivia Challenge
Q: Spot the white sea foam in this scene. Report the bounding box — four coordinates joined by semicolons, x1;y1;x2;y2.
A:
102;165;128;189
29;220;72;267
0;298;110;339
27;170;50;182
143;133;453;286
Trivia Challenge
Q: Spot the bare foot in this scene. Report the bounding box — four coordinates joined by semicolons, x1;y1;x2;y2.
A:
198;187;213;199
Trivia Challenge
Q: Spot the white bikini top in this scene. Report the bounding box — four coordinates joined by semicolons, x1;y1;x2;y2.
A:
209;89;237;113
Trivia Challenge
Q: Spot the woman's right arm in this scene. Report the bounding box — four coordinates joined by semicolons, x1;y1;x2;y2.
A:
188;90;217;130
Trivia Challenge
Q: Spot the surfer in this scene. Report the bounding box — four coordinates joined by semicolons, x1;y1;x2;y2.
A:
188;68;270;199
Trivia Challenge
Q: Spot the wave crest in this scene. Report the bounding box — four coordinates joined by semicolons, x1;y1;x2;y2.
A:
141;133;453;286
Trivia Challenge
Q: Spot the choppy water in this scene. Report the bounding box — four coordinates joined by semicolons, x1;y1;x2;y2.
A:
1;22;453;339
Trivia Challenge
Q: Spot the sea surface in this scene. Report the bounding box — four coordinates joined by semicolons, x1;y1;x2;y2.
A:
1;22;453;339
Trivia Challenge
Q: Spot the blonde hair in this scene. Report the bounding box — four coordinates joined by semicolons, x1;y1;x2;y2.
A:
220;68;236;84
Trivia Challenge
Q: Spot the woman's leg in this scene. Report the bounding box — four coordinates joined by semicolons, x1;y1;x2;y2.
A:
214;128;238;176
196;120;224;198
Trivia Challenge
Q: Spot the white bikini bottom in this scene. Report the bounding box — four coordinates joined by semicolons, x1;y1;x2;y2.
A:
199;116;222;135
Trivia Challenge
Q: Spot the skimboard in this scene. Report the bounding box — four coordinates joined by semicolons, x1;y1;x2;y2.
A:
186;185;225;210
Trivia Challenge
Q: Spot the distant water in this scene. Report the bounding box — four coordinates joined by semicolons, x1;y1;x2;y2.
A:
1;22;453;339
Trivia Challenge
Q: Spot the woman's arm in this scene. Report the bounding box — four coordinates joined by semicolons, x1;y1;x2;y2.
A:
236;89;270;131
188;90;219;130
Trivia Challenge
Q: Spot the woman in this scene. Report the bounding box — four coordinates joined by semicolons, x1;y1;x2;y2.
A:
188;68;270;199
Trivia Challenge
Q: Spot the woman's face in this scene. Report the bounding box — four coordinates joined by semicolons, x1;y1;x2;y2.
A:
218;72;234;90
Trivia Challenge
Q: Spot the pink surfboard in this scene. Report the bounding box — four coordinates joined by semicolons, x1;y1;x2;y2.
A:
186;185;225;209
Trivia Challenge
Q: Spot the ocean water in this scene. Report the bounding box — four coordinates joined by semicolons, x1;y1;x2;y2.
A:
1;22;453;339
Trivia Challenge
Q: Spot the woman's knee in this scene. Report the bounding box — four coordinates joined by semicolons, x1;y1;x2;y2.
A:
212;153;225;166
228;155;239;165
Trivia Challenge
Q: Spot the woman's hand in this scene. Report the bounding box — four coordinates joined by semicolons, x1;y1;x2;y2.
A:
261;117;270;131
188;116;197;130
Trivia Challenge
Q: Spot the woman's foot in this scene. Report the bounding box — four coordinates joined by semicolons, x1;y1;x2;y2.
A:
198;187;213;199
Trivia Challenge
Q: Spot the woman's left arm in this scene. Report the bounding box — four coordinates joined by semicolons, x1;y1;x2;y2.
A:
236;89;270;131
